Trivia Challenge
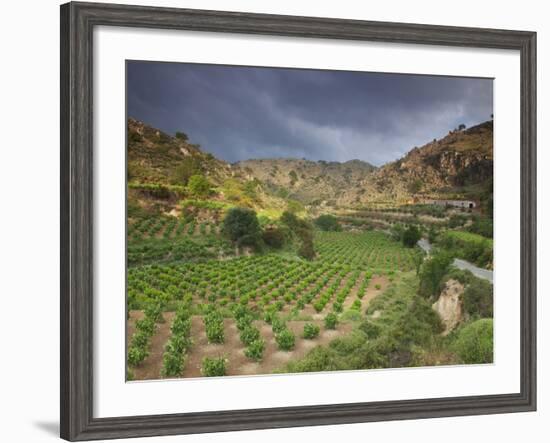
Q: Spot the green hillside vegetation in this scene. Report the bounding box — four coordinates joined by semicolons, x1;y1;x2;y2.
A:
437;231;493;269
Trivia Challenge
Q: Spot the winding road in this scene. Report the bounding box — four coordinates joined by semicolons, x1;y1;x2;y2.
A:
417;238;493;283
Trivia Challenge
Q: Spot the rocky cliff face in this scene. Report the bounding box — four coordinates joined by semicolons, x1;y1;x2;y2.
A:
432;279;465;335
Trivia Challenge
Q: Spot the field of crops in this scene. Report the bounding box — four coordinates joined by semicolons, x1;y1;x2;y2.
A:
127;224;419;380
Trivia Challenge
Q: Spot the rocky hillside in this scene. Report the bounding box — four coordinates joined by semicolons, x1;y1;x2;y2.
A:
335;121;493;207
127;117;493;213
235;158;376;205
128;118;233;186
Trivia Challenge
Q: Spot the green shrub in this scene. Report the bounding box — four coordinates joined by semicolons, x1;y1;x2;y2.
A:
324;312;338;330
463;279;493;318
240;326;260;346
467;217;493;238
402;225;421;248
144;302;163;323
285;347;334;373
161;349;185;377
271;315;287;334
188;174;213;197
201;356;227;377
127;346;149;366
131;330;150;348
329;331;366;355
437;231;493;268
244;339;265;361
453;319;493;364
358;320;381;339
204;308;225;344
389;296;442;348
303;323;320;339
275;328;295;351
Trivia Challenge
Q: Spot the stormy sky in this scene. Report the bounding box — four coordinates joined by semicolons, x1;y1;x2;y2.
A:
127;61;492;166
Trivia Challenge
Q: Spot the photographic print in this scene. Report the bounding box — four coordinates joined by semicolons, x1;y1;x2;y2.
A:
126;61;494;381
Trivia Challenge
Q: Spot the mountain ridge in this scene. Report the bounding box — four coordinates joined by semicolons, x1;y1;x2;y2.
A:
127;117;493;214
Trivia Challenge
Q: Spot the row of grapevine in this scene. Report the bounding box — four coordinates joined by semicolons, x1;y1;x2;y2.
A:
128;215;219;241
233;305;265;361
161;298;193;377
127;302;164;366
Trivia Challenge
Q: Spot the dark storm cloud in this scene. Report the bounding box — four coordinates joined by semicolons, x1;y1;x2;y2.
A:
127;61;492;166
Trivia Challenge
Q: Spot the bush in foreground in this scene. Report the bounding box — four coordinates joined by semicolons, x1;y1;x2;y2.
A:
244;339;265;361
453;319;493;364
201;356;227;377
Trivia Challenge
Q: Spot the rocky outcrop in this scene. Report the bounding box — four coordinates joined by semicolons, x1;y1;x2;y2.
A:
432;279;465;335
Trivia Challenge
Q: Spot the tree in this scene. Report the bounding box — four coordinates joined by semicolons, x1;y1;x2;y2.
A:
222;208;262;249
402;225;421;248
458;123;466;131
418;251;454;299
262;227;286;249
188;174;212;197
314;214;341;232
298;237;315;260
280;211;315;259
175;131;189;141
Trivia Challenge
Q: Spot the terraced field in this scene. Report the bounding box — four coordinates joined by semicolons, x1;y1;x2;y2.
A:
127;226;419;380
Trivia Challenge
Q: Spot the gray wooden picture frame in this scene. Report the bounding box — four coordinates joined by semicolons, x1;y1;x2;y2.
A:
60;2;537;441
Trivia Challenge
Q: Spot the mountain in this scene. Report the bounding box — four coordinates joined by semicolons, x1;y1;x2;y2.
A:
334;121;493;207
127;117;232;185
127;117;493;215
235;158;376;205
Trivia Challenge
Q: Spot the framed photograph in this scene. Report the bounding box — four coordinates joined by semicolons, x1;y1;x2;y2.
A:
60;1;536;441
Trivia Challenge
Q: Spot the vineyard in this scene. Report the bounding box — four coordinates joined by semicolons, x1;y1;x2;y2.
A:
126;224;420;380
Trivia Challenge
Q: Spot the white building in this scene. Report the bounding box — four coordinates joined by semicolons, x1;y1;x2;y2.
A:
424;199;476;209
